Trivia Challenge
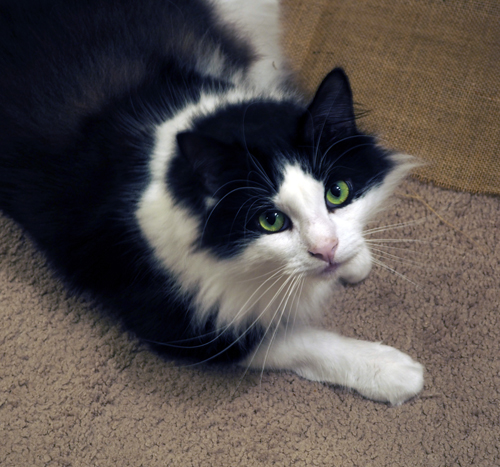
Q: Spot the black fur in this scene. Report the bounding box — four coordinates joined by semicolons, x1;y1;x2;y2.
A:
0;0;394;363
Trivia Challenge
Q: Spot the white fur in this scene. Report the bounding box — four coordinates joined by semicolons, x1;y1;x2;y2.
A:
135;1;424;404
137;90;298;332
240;158;423;406
211;0;290;89
243;328;424;406
138;118;423;405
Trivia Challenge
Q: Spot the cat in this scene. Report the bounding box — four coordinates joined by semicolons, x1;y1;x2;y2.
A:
0;0;424;405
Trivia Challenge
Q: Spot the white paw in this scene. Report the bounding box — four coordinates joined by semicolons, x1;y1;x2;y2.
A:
353;344;424;405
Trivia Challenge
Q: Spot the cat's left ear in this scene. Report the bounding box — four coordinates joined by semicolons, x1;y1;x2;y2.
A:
301;68;357;145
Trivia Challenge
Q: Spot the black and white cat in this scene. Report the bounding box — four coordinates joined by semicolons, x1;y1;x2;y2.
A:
0;0;424;404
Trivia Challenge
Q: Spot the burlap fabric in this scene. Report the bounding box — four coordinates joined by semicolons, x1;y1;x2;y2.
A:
283;0;500;195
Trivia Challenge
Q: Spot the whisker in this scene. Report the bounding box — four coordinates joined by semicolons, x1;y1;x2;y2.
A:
365;238;433;245
367;237;477;259
229;195;264;235
234;264;290;283
257;275;302;387
147;265;288;349
371;257;421;288
174;268;298;366
241;104;276;191
322;142;374;178
294;275;306;330
243;198;269;234
366;234;428;249
234;273;301;393
369;247;428;268
365;242;430;251
285;273;305;337
211;180;268;198
207;276;300;395
319;135;372;170
364;218;428;235
200;186;262;244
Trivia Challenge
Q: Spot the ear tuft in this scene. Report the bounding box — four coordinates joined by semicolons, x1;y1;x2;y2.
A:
302;68;357;146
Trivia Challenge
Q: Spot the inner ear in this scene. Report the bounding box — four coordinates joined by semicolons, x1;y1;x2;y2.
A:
301;68;357;147
176;131;242;193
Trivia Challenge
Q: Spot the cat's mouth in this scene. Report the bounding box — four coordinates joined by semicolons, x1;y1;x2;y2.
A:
320;262;340;276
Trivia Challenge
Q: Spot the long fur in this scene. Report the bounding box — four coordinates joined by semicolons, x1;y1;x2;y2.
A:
0;0;424;404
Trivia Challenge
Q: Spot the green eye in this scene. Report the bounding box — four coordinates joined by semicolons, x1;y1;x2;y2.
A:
326;180;350;208
257;211;289;233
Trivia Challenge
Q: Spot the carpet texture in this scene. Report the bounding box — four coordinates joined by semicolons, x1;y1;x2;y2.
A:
282;0;500;195
2;178;499;466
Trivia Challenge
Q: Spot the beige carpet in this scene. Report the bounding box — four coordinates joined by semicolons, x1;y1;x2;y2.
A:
2;178;499;466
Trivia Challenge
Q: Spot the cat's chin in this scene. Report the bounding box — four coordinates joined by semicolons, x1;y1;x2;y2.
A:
337;250;373;285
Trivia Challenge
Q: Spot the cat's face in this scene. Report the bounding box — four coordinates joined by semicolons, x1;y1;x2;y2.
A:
171;69;406;286
249;162;374;284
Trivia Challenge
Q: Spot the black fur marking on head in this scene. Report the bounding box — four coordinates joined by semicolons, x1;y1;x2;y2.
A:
169;71;394;259
168;99;306;258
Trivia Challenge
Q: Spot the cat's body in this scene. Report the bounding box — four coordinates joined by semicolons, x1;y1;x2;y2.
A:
0;0;424;404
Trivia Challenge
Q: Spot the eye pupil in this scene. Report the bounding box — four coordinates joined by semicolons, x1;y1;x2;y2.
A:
265;212;278;226
331;185;342;197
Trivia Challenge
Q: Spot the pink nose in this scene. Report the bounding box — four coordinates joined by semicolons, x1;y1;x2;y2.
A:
308;239;338;264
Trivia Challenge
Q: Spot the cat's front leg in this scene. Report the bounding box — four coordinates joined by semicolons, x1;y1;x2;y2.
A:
242;328;424;405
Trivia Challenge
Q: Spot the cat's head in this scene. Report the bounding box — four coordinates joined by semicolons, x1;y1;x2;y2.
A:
169;68;414;284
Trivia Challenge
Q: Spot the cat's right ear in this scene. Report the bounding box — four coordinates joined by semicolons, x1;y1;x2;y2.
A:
300;68;357;147
176;131;237;193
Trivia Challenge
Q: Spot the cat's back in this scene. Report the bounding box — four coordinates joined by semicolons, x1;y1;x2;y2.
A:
0;0;253;145
0;0;264;219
